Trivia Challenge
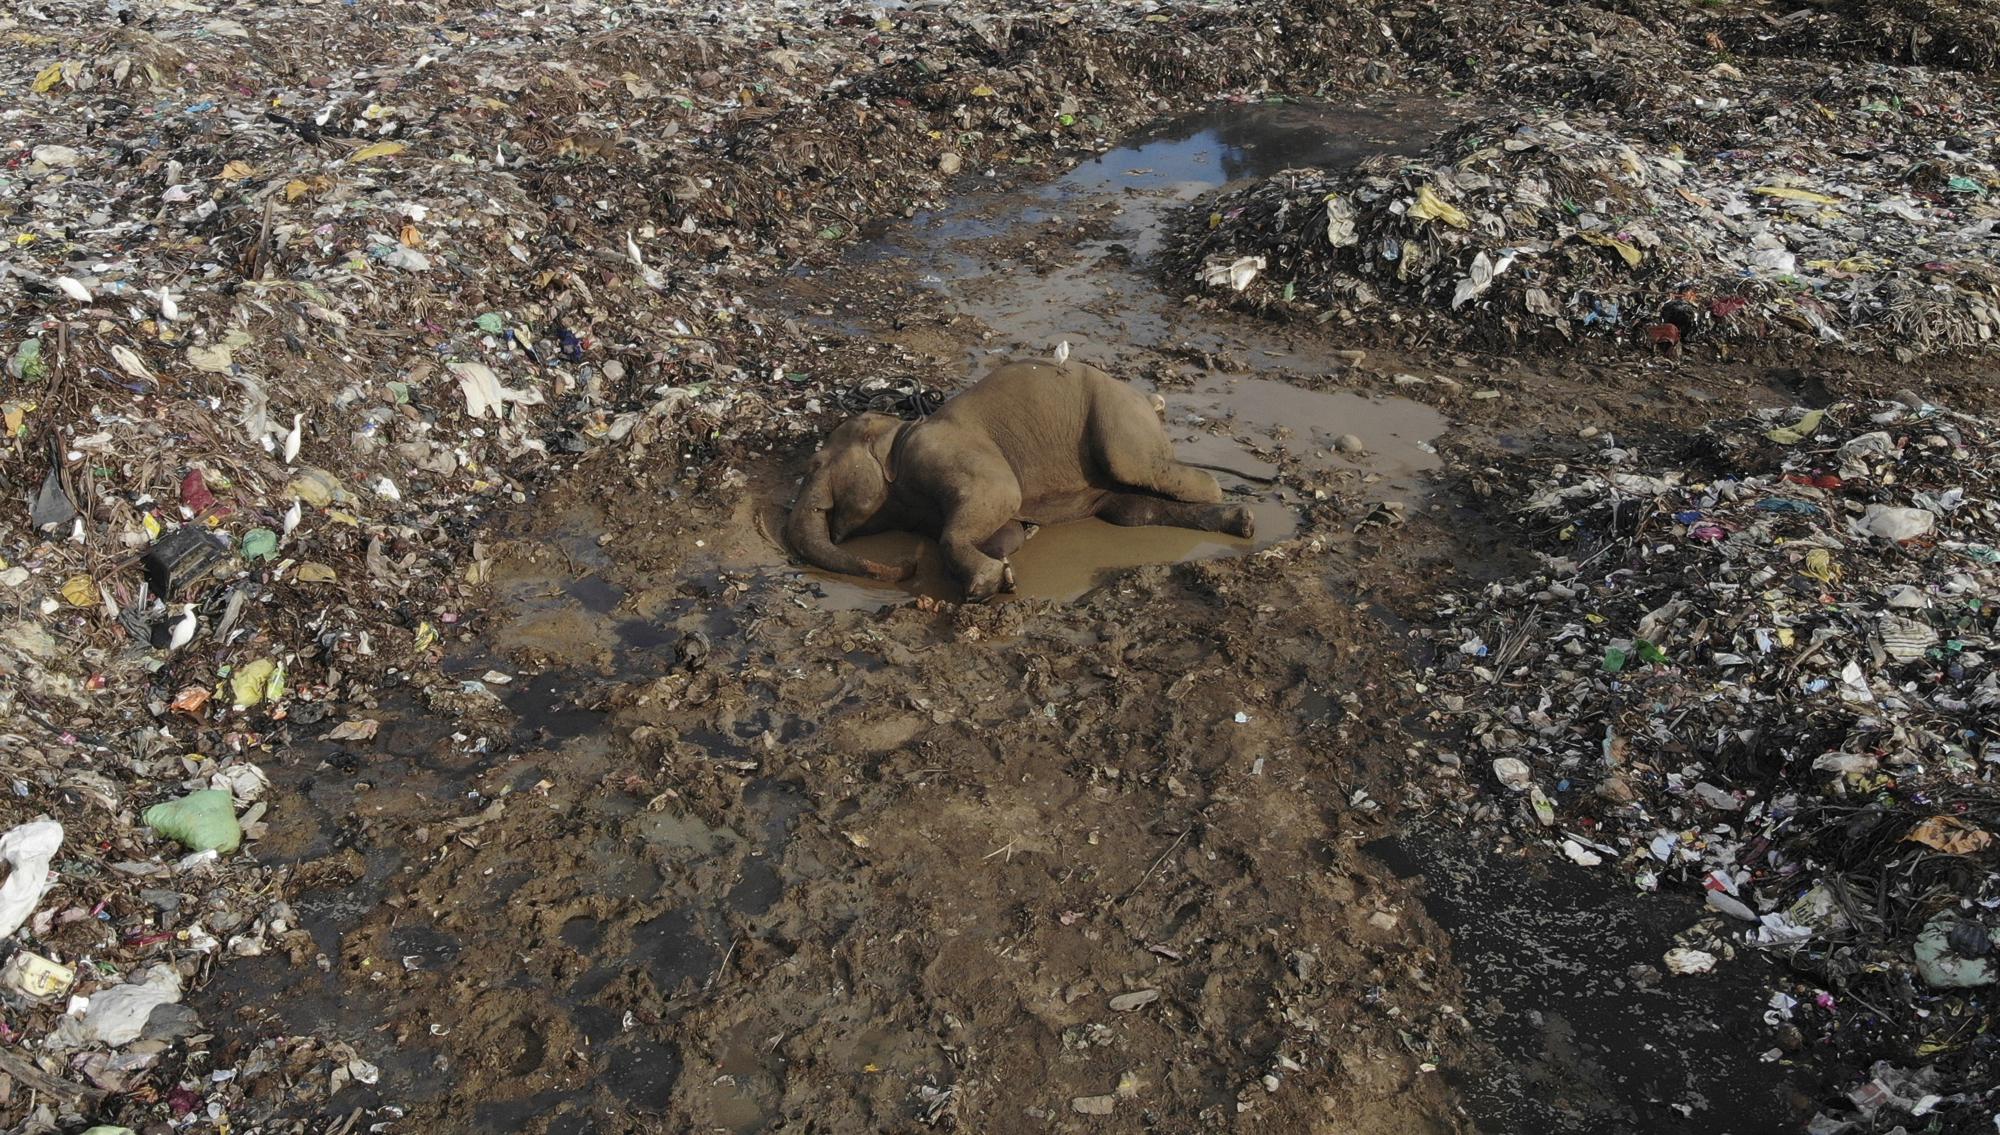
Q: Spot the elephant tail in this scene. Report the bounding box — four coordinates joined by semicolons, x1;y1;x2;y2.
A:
1184;460;1277;485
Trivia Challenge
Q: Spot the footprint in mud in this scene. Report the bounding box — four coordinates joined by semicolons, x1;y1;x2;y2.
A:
632;908;717;995
602;1038;682;1113
706;1019;787;1134
560;915;602;952
499;1017;548;1077
726;781;808;917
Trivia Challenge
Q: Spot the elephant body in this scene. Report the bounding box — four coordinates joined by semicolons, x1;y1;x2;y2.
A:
787;360;1253;599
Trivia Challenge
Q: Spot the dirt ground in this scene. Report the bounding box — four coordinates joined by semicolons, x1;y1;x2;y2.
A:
172;98;2000;1134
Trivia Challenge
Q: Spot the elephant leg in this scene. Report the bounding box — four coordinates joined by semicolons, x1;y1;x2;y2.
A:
1094;412;1225;504
941;490;1022;601
978;520;1027;561
1097;493;1254;539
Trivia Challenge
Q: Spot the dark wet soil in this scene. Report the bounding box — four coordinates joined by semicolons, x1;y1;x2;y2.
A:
199;98;1824;1134
1371;826;1804;1133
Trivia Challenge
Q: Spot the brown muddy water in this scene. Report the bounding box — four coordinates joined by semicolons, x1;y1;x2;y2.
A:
198;100;1802;1135
783;98;1449;606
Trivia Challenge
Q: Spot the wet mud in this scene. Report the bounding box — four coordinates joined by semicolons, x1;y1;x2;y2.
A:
1372;826;1801;1133
200;98;1812;1134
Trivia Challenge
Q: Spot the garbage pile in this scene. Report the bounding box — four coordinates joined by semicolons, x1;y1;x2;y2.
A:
1170;61;2000;356
1414;394;2000;1129
1702;0;2000;74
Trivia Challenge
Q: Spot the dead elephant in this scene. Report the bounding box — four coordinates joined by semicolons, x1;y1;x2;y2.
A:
786;360;1253;599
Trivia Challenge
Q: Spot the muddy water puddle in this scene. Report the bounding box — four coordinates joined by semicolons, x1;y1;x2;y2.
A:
825;96;1453;373
476;373;1442;614
765;98;1454;604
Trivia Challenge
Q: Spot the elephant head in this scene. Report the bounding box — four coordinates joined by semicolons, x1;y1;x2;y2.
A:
786;413;916;582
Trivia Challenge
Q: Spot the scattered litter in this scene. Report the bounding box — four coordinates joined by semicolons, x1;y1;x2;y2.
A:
1071;1095;1118;1116
1665;949;1718;976
1109;989;1161;1012
81;966;184;1046
1560;838;1602;867
0;950;74;1000
1174;59;2000;357
1914;914;1997;989
1421;394;2000;1115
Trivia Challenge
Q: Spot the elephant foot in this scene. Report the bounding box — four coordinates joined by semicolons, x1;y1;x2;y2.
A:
962;558;1009;602
1223;504;1255;540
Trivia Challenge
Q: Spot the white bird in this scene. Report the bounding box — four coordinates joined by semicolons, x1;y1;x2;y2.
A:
1053;339;1071;365
155;287;180;322
624;232;666;290
57;276;93;303
164;604;197;652
282;497;302;535
282;413;302;464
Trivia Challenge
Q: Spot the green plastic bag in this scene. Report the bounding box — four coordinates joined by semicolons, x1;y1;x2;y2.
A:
143;789;242;853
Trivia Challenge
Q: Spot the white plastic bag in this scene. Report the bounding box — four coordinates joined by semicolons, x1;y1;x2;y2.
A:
83;965;184;1046
0;819;63;939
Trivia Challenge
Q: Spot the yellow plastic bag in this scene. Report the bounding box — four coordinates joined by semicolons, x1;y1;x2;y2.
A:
1408;185;1469;229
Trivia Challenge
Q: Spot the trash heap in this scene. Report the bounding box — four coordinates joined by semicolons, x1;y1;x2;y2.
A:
1414;394;2000;1128
1170;62;2000;355
1702;0;2000;74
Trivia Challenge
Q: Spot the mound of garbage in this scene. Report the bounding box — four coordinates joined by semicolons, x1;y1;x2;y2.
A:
1414;393;2000;1128
1170;65;2000;356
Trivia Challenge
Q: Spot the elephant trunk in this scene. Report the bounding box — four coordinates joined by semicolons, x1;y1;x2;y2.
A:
786;469;911;582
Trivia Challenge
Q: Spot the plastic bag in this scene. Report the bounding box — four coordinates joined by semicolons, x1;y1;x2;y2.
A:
0;819;63;939
143;790;243;853
82;965;183;1045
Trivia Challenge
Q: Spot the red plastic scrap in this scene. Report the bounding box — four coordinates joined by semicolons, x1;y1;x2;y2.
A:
180;468;216;513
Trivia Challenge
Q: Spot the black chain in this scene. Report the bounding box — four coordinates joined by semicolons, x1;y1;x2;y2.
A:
834;379;946;420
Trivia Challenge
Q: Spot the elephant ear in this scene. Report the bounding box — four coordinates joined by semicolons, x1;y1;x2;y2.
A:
871;418;916;484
